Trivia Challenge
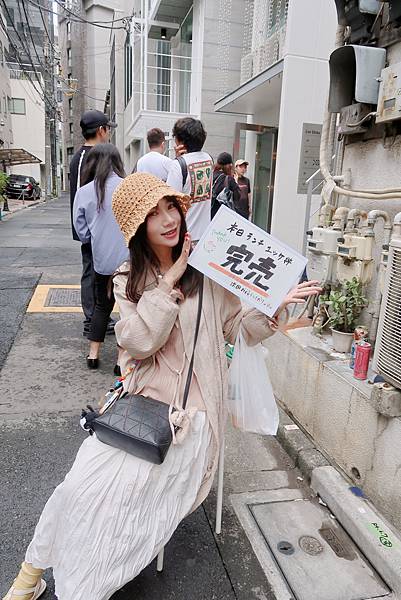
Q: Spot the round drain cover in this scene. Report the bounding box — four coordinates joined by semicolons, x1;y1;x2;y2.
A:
299;535;324;556
277;540;295;555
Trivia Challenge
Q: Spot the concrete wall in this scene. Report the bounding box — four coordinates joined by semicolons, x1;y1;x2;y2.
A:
264;328;401;533
336;37;401;321
9;79;45;185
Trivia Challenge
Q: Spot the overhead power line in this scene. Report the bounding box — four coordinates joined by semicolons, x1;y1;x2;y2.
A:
0;7;57;113
26;0;130;30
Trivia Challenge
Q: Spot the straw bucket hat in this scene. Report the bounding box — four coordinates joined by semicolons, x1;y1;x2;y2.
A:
112;172;191;245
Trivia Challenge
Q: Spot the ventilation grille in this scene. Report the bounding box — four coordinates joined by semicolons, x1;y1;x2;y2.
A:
376;245;401;388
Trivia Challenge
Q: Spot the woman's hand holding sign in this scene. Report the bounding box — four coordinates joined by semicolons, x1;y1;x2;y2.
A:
274;280;322;318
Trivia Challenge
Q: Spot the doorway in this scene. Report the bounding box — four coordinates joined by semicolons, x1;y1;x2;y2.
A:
233;123;277;232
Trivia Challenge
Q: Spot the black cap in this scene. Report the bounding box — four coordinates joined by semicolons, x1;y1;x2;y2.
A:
217;152;233;166
80;110;117;134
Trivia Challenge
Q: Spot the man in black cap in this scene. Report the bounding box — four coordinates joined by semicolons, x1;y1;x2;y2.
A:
69;109;117;336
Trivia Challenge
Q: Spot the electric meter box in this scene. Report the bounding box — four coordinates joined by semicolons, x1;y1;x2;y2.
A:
376;63;401;124
337;234;374;283
306;228;340;284
307;227;339;254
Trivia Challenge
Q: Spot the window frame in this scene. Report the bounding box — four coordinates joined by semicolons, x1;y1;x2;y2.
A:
9;97;26;115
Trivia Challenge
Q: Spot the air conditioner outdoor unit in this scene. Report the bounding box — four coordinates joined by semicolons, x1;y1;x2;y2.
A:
372;235;401;389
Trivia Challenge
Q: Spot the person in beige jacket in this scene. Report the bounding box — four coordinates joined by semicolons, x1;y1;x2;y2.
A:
4;173;320;600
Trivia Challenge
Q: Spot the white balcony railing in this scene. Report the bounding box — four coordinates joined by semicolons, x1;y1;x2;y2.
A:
131;37;192;116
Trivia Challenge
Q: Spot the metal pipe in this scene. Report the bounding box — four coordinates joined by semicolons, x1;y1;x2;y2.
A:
332;206;349;231
392;212;401;240
346;209;367;232
366;210;392;245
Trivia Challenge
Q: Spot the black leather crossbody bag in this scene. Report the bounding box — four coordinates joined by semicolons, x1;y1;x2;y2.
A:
87;278;204;465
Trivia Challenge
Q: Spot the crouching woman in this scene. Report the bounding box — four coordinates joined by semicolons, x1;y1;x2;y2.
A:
3;173;320;600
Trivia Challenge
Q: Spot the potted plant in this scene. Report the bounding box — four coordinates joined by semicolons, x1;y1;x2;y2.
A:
321;278;368;353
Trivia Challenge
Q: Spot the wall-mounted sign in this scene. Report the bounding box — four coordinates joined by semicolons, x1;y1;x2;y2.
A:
297;123;322;194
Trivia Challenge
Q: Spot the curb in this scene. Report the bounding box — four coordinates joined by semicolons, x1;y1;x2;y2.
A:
312;466;401;598
0;198;47;220
276;406;330;479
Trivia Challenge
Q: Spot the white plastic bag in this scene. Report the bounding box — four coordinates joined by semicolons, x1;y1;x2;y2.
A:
227;330;279;435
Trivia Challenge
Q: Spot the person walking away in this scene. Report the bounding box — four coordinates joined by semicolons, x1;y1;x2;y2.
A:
69;109;117;337
136;128;172;181
73;144;128;370
3;172;321;600
234;159;252;219
211;152;241;219
166;117;213;243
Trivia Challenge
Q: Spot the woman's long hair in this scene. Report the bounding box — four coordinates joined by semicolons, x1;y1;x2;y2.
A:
213;161;232;176
125;197;202;302
81;143;125;210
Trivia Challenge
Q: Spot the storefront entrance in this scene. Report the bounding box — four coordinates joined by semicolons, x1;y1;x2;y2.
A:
233;123;278;232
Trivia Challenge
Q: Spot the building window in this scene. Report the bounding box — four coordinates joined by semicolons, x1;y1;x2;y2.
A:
0;41;3;67
69;122;73;135
157;40;171;112
124;34;132;107
66;21;71;39
2;94;6;114
68;97;73;117
67;48;72;68
9;97;26;114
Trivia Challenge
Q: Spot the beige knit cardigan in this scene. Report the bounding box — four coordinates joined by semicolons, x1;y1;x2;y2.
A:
113;265;276;509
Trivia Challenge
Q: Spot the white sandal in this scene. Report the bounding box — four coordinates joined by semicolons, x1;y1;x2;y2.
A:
3;579;46;600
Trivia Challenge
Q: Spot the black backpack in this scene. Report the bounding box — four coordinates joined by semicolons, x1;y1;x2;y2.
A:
176;155;188;188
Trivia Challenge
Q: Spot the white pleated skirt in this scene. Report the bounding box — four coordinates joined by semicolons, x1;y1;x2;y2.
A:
25;411;211;600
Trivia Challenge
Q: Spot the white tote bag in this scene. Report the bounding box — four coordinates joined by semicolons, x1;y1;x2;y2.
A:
227;330;279;435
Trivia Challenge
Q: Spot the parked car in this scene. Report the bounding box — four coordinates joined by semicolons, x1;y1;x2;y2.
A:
5;174;41;200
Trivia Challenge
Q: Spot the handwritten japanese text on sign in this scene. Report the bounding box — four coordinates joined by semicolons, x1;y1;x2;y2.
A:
188;206;307;317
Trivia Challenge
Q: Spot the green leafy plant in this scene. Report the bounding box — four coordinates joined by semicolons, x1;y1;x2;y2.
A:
321;278;368;333
0;171;8;198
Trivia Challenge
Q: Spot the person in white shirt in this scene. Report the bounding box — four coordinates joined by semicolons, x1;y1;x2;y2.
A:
136;128;172;181
167;117;213;242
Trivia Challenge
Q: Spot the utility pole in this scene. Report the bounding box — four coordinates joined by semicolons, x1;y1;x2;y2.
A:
43;1;58;198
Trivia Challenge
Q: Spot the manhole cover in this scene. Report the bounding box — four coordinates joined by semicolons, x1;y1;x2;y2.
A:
298;535;323;556
45;288;81;307
250;499;390;600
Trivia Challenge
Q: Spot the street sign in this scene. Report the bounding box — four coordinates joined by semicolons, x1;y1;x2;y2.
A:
188;205;307;317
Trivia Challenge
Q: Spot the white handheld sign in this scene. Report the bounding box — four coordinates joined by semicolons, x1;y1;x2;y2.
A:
188;206;307;317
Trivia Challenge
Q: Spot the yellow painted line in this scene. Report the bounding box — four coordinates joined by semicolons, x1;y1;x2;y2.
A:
27;284;119;314
27;284;83;313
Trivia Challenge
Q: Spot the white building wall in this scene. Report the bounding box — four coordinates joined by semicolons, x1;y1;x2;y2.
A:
84;2;116;111
0;9;12;150
270;0;337;252
9;79;45;185
201;0;246;159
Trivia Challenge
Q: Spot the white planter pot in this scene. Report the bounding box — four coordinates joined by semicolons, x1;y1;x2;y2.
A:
331;328;353;353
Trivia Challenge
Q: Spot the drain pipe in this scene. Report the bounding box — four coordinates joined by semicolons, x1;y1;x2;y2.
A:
366;210;392;344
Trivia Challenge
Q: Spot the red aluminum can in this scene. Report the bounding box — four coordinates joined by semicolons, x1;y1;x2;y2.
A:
353;342;371;380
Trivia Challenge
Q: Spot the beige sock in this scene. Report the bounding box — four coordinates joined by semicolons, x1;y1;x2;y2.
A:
6;562;43;600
